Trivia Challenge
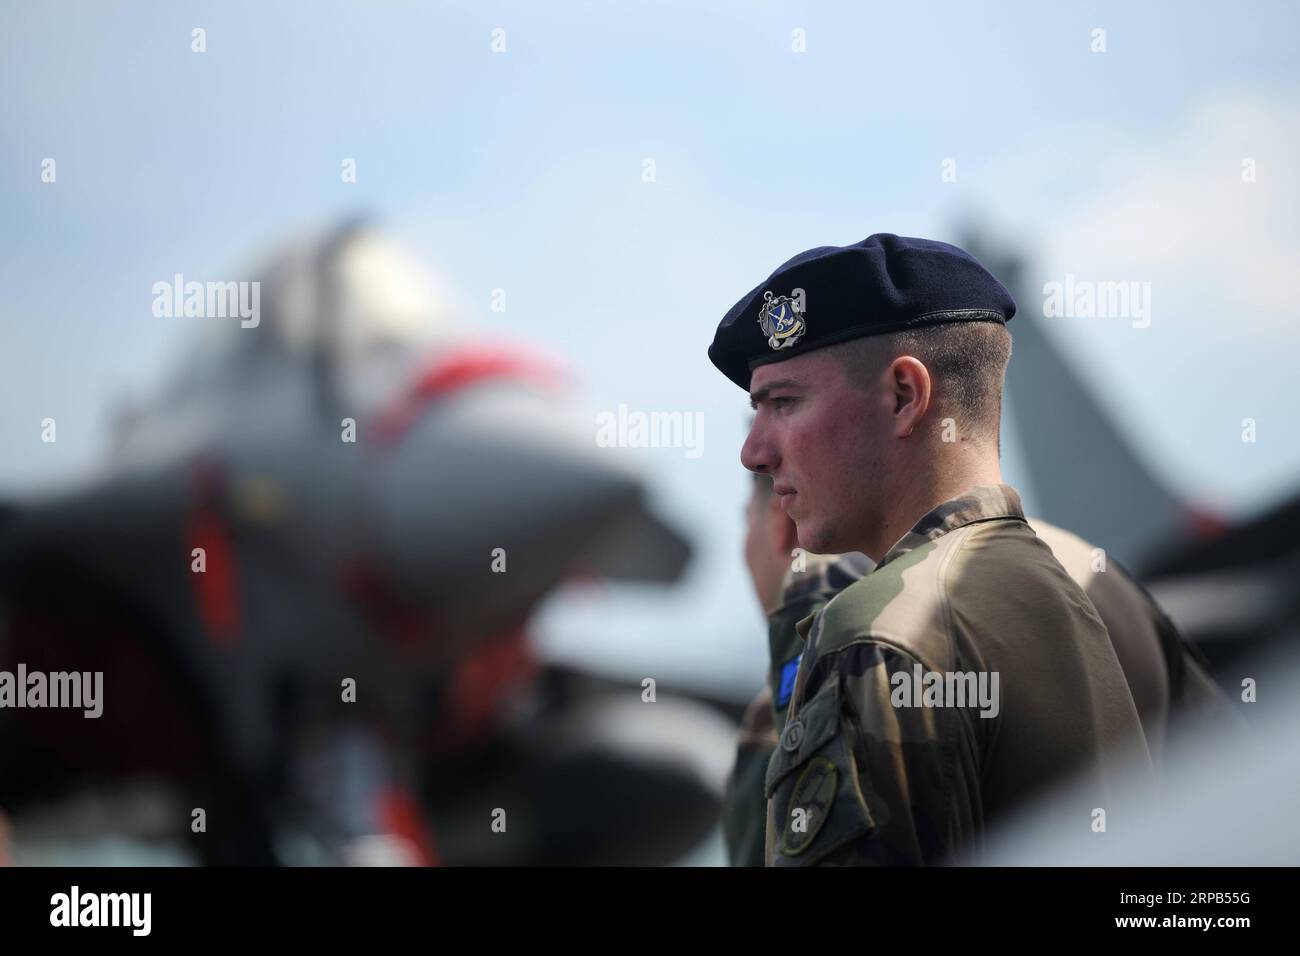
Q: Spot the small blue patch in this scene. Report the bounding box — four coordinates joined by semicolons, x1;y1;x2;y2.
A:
777;655;802;710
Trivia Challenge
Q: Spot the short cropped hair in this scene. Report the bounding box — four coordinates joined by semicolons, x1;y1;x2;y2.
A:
832;322;1012;445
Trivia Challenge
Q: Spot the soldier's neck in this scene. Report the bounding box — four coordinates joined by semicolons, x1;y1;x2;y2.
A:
865;456;1004;562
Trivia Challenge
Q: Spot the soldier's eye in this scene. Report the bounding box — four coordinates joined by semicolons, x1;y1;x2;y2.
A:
771;397;796;410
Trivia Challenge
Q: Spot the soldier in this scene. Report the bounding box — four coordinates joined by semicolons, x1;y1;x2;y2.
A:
721;468;1238;865
708;233;1154;865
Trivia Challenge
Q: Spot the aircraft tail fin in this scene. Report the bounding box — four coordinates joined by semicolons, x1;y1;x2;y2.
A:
960;230;1200;568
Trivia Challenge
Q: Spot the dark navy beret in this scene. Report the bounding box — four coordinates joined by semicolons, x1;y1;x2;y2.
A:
708;233;1016;391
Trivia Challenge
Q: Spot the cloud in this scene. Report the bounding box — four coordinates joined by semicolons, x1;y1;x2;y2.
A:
1039;92;1300;344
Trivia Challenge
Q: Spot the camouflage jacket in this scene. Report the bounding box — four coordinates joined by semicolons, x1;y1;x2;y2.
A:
763;484;1152;866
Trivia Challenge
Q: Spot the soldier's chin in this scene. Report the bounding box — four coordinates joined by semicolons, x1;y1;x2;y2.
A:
794;520;836;555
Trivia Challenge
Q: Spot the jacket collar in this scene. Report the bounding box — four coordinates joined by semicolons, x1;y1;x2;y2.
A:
877;484;1026;570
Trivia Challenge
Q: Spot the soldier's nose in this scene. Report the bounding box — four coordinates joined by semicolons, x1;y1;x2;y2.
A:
741;424;775;475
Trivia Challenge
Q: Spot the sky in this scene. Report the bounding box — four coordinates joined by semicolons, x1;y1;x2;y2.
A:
3;0;1298;698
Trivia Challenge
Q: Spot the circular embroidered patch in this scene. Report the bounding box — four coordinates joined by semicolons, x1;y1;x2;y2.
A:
780;719;804;751
782;756;838;856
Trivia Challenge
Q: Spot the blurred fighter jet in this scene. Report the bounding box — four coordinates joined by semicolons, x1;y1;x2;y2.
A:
0;219;728;865
964;230;1300;683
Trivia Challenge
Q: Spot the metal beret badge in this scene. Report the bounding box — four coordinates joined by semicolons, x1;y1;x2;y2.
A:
758;291;806;351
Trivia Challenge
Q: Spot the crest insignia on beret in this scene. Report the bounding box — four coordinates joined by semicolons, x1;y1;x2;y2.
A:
758;291;806;351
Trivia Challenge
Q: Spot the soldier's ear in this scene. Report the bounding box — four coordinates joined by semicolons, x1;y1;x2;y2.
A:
889;356;932;437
